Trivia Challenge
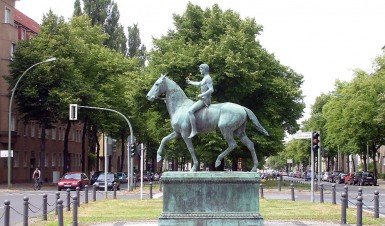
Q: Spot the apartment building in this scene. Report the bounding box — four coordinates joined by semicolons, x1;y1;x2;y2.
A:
0;0;86;183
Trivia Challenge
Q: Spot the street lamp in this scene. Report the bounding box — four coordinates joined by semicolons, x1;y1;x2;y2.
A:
7;57;57;188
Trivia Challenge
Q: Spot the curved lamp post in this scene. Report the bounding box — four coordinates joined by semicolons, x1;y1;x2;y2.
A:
8;57;57;188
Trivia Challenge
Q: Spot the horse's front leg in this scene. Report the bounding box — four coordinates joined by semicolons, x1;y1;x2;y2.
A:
182;138;199;172
157;131;179;162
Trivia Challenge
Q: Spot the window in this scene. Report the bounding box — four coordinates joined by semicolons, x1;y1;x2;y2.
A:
31;123;35;137
52;153;56;167
21;29;26;40
13;151;19;167
23;152;27;167
10;43;16;59
4;8;11;24
23;123;28;136
45;153;49;167
51;128;56;140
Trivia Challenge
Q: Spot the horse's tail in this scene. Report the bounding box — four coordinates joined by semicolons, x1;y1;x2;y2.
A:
244;107;269;136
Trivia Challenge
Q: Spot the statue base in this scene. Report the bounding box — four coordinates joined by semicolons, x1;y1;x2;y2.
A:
159;171;263;226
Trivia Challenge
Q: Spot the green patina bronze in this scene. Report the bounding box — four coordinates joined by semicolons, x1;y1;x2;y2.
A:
159;171;263;225
146;72;269;172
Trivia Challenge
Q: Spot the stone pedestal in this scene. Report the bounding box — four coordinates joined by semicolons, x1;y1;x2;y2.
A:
159;171;263;226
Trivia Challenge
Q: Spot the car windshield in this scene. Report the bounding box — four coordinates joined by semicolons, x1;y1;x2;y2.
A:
63;174;81;180
97;174;114;180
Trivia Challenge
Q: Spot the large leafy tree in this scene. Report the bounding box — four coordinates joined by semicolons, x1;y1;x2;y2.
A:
143;3;304;170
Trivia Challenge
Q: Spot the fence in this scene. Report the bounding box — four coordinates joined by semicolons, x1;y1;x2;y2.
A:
261;177;383;225
0;182;157;226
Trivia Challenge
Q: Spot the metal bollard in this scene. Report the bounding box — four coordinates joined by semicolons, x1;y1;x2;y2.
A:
159;179;162;192
76;187;80;207
320;183;324;203
73;195;78;226
290;183;295;201
332;184;336;204
23;197;29;226
278;175;282;191
357;196;363;226
85;185;89;204
341;192;347;224
358;187;362;197
4;200;10;226
93;184;97;201
57;199;64;226
43;193;48;220
55;192;60;215
260;184;264;199
150;182;153;199
113;182;117;199
66;188;71;211
374;190;379;218
344;185;348;208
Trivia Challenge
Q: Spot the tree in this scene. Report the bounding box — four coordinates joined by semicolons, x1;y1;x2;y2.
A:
143;3;304;169
73;0;82;17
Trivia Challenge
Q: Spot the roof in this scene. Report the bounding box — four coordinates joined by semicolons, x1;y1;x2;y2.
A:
14;8;40;34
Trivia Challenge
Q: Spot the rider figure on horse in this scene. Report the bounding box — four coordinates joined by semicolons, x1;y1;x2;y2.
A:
186;64;214;138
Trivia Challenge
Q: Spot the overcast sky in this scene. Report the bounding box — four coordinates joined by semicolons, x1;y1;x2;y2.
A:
15;0;385;123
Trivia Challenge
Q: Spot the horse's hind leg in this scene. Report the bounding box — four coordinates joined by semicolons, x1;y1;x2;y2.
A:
216;128;237;168
157;131;179;162
239;132;258;172
182;138;199;172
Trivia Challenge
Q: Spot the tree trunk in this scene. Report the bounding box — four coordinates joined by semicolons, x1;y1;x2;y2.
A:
81;116;88;173
63;120;71;173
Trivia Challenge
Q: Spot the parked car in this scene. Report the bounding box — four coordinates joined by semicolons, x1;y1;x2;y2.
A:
322;172;330;181
328;171;342;183
57;172;90;191
304;171;317;181
344;172;354;185
117;172;128;183
349;172;362;185
358;171;376;186
335;173;346;184
90;171;103;185
93;172;120;190
153;173;160;181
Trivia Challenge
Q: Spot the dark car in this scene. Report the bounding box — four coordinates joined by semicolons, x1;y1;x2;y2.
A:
328;171;342;183
117;172;128;183
94;172;120;190
334;172;346;184
57;172;90;191
91;171;103;185
358;171;375;186
349;172;362;185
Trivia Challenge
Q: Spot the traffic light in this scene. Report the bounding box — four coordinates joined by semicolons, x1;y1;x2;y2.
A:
69;104;77;120
130;143;136;157
312;132;320;151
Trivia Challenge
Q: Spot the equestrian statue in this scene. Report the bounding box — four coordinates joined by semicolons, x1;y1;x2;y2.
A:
146;64;269;172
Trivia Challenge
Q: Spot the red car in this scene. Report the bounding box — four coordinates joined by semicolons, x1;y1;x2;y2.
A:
344;172;354;185
58;172;90;191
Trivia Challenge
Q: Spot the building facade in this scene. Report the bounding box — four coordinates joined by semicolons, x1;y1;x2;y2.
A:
0;0;87;183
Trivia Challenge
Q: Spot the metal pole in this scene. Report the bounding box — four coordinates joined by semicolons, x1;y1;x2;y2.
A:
104;135;108;199
290;183;295;201
357;196;363;226
374;190;379;218
341;192;347;224
4;200;10;226
93;184;96;201
332;184;336;204
57;199;64;226
55;192;60;215
66;189;71;211
278;175;282;191
310;137;314;202
260;184;264;199
8;57;56;188
317;131;321;189
141;143;144;200
23;197;28;226
43;193;48;220
320;183;324;203
76;187;80;207
113;182;117;199
150;182;153;199
85;185;88;204
76;105;134;191
344;185;348;208
72;196;78;226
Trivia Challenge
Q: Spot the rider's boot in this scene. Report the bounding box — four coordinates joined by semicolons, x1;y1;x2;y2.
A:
188;114;198;138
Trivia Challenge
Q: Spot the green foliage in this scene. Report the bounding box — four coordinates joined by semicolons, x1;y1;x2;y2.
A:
144;3;304;167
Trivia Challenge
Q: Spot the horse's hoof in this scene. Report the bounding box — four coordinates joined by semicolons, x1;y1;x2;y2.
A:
251;167;257;172
215;160;221;168
157;155;162;162
190;166;197;172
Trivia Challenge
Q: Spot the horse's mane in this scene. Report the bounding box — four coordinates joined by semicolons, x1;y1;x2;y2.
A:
165;76;188;99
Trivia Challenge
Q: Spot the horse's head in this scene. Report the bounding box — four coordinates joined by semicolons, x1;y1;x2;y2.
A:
146;74;167;101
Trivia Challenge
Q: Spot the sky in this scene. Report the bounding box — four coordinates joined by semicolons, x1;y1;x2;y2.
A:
15;0;385;124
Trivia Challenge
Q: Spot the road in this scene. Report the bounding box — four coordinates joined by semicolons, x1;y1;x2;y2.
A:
0;185;151;226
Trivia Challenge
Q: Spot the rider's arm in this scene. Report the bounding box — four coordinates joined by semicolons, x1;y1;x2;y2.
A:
187;79;201;86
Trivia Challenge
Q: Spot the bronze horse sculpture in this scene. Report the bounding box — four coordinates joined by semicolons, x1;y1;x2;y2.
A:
146;74;269;172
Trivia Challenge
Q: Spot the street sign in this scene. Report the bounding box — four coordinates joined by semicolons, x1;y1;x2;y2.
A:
293;132;312;139
287;159;293;164
0;150;13;157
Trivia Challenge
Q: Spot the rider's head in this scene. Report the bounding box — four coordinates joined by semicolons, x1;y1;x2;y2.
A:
199;64;209;74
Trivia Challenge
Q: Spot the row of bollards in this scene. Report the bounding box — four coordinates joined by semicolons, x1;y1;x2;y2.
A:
268;180;381;225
